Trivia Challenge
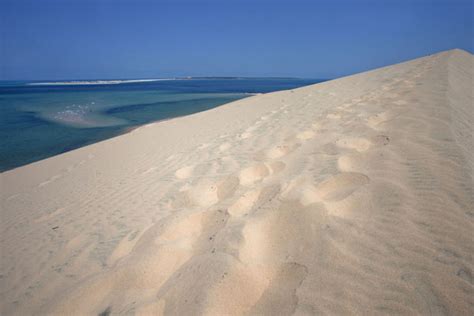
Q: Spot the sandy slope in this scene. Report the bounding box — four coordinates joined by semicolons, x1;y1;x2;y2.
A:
1;49;473;315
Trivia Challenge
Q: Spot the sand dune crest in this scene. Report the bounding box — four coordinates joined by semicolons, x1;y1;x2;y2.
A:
1;49;473;315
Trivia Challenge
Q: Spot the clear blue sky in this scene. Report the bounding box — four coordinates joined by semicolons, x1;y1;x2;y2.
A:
1;0;472;80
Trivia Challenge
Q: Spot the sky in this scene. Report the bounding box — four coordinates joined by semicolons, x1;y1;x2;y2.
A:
1;0;472;80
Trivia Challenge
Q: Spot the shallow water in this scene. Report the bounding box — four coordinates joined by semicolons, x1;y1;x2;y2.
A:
0;78;323;171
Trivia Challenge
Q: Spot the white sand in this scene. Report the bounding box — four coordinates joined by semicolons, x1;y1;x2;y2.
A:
1;49;473;315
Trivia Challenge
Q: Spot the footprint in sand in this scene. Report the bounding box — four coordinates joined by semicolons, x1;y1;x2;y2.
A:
367;111;399;130
336;137;388;172
335;137;372;152
371;135;390;146
240;132;252;139
228;190;261;217
228;185;281;217
175;176;240;208
282;172;370;205
265;144;297;159
175;165;194;179
239;164;270;186
239;200;326;266
197;143;210;150
281;177;320;206
367;114;386;129
156;211;206;245
311;122;322;131
315;172;370;202
248;262;308;315
327;113;341;119
337;155;356;172
239;162;285;186
56;209;231;315
219;142;231;152
296;130;315;141
245;125;258;133
107;227;150;266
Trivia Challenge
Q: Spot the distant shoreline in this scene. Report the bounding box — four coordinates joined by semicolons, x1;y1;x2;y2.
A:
27;79;175;86
16;77;311;87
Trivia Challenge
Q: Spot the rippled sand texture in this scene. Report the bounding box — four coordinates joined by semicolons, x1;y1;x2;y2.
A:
1;49;473;315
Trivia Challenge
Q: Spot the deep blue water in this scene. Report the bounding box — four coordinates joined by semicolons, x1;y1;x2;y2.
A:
0;78;324;172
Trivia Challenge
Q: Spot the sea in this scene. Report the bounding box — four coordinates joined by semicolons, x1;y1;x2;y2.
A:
0;78;324;172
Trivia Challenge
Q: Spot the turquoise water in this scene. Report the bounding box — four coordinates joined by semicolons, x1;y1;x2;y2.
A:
0;78;324;171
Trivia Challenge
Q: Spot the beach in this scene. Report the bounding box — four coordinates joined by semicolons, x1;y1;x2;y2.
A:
1;48;473;314
0;78;319;171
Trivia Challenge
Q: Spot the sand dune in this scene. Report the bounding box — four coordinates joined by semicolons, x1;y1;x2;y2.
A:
1;49;473;315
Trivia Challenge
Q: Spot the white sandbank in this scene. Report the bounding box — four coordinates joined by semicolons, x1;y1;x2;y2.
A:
1;49;473;315
27;79;174;86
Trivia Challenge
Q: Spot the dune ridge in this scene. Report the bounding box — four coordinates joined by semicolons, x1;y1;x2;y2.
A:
1;49;473;315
